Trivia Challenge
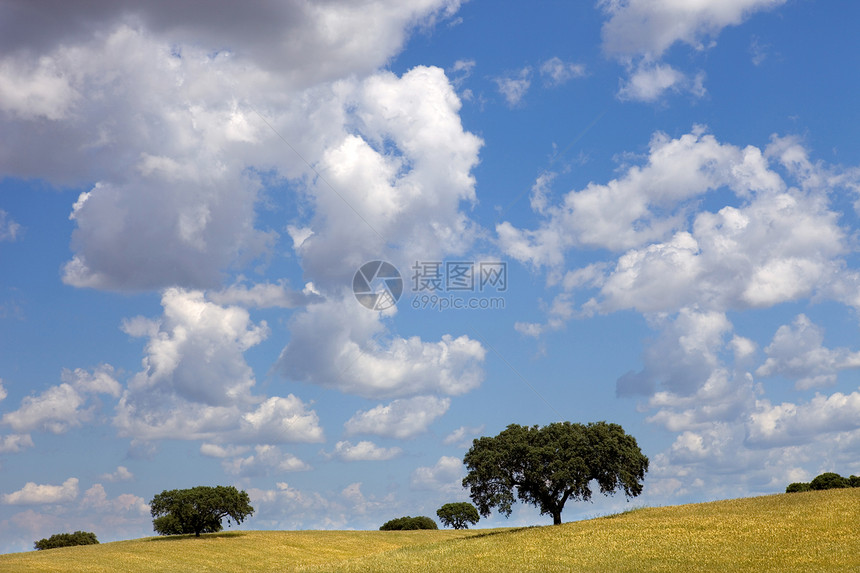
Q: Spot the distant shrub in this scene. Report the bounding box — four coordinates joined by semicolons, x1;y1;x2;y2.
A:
810;472;849;491
379;516;438;530
785;482;811;493
34;531;99;550
849;475;860;488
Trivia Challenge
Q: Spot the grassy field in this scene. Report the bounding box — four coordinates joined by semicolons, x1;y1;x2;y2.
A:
2;488;858;572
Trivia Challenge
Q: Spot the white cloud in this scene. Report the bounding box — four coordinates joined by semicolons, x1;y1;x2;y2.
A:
410;455;465;493
756;315;860;389
344;396;450;439
332;440;402;461
600;0;787;59
617;62;691;102
0;433;34;454
208;280;322;309
747;392;860;448
600;0;785;103
494;67;531;106
99;466;134;482
539;57;586;86
115;288;324;444
0;380;6;402
121;288;268;407
442;425;484;447
3;477;79;505
221;445;310;477
200;443;250;458
1;365;119;435
80;484;148;515
278;294;485;399
0;210;21;241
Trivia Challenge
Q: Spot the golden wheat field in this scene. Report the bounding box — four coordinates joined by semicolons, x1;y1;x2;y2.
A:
1;488;858;573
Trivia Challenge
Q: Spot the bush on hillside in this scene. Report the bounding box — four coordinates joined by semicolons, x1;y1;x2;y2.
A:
34;531;99;550
849;475;860;488
379;516;438;530
810;472;849;491
785;482;811;493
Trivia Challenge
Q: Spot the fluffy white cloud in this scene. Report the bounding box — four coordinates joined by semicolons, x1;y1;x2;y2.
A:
600;0;786;102
756;315;860;389
600;0;787;59
221;445;310;477
2;365;119;434
0;1;469;291
410;456;464;492
344;396;450;439
3;477;79;505
278;294;485;399
115;288;324;444
99;466;134;483
121;288;267;407
618;63;705;102
332;440;402;461
199;443;250;458
0;433;34;454
495;67;531;106
747;392;860;448
81;484;148;515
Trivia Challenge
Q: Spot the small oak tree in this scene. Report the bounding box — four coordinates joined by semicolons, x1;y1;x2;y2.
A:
437;502;480;529
150;485;254;537
463;421;648;525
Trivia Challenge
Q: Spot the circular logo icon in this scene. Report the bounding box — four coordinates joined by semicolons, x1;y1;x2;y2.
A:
353;261;403;310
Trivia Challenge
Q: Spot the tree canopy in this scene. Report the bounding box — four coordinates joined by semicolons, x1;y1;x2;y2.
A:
463;421;648;525
150;485;254;537
437;502;480;529
34;531;98;550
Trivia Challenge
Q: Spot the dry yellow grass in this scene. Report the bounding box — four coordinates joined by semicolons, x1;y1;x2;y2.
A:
2;488;857;572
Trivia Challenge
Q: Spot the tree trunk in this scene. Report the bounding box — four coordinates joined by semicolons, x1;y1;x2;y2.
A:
552;511;562;525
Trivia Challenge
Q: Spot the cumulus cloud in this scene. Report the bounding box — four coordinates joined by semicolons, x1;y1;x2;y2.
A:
0;433;34;454
502;128;852;321
278;294;485;399
600;0;785;101
2;365;120;434
344;396;450;439
99;466;134;482
755;315;860;389
332;440;402;461
221;445;310;477
81;484;148;515
600;0;787;59
0;1;470;291
3;477;79;505
115;288;324;444
747;392;860;448
618;63;705;102
410;456;465;492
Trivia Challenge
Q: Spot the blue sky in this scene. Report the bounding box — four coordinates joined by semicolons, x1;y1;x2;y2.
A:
2;0;860;553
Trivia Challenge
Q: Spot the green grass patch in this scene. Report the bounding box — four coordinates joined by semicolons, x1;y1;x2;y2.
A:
2;488;858;572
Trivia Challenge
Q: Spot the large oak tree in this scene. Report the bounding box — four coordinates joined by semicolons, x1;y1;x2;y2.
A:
463;421;648;525
150;485;254;537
